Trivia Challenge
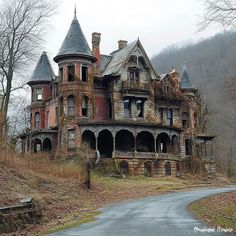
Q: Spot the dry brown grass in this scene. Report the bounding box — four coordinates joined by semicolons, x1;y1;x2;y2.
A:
0;149;82;181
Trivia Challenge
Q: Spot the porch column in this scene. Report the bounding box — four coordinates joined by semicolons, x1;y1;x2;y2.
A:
112;131;116;158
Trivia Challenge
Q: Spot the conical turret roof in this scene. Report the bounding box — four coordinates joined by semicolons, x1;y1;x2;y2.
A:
180;65;197;91
54;12;96;63
28;52;54;85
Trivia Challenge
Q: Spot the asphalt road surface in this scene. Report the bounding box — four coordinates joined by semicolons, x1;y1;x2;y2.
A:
48;187;236;236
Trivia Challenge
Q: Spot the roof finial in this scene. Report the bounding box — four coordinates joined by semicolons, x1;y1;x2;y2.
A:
74;4;77;19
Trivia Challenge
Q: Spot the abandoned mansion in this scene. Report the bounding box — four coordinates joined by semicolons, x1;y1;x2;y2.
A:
20;11;215;176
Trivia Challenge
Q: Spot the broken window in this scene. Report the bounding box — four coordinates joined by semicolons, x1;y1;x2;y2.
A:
36;88;42;101
35;112;40;129
67;65;75;82
136;100;144;118
67;95;75;116
59;67;63;82
194;113;197;128
81;65;88;82
167;109;173;126
124;99;131;118
82;96;88;117
182;112;189;128
185;139;192;156
68;129;76;150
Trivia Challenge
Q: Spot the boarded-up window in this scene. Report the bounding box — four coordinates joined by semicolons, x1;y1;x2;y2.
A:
67;95;75;115
124;99;131;118
82;96;88;116
68;129;76;150
35;112;40;129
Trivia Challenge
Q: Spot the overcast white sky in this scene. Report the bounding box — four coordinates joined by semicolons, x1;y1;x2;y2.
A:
42;0;220;70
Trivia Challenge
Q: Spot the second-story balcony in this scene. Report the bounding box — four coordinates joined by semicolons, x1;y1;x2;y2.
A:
121;80;151;94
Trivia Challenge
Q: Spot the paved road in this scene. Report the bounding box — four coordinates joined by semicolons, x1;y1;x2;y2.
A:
48;187;236;236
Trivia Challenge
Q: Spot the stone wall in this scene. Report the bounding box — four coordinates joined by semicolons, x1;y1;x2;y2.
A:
0;200;42;234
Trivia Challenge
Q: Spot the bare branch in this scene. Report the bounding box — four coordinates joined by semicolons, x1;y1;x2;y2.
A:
198;0;236;31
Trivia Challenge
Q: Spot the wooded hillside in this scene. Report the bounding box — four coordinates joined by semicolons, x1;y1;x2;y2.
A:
151;31;236;175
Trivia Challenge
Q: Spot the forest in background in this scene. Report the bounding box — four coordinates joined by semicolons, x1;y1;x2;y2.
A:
151;31;236;175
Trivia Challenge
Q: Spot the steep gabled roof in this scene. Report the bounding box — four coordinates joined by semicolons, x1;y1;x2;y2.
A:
28;52;54;85
180;65;197;91
54;13;95;63
102;39;159;79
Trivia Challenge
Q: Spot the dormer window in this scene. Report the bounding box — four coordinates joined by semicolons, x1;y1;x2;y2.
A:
81;65;88;82
68;65;75;82
36;88;42;101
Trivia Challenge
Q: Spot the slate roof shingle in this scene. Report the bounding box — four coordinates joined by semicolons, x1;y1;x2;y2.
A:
180;65;197;90
54;15;95;62
28;52;54;84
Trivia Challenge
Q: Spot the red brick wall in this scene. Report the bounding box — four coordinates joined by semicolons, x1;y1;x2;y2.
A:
94;95;108;120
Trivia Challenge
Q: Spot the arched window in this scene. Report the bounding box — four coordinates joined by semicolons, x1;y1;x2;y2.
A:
82;96;88;117
35;112;40;129
67;95;75;115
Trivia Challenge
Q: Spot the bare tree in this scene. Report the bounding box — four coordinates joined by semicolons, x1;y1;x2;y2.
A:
0;0;56;137
199;0;236;31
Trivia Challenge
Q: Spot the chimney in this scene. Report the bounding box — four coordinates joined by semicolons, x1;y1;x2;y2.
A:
92;32;101;64
118;40;128;50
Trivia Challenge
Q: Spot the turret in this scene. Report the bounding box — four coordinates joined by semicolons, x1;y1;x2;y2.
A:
28;51;55;130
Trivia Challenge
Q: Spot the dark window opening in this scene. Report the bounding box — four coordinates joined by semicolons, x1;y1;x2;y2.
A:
43;138;52;152
82;65;88;82
67;95;75;115
185;139;192;156
98;130;113;158
124;99;131;118
182;112;189;128
35;112;40;129
194;113;197;128
82;96;88;117
165;162;171;176
68;65;75;82
157;133;171;153
116;130;134;152
159;108;164;123
108;98;112;119
82;130;96;150
136;100;144;118
144;161;152;177
167;109;173;126
59;67;63;82
68;129;76;150
136;131;155;152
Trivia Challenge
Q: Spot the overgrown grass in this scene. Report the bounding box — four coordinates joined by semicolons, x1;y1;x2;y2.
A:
0;149;82;181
